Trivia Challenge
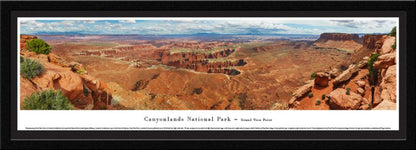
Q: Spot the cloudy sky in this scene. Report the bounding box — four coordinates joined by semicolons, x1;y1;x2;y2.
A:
19;18;397;35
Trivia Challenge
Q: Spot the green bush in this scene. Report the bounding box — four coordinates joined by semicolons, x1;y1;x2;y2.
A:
368;53;380;85
20;57;44;79
315;99;321;105
321;94;326;100
23;89;74;110
308;92;313;98
26;39;51;54
310;72;316;79
346;87;351;95
391;40;396;49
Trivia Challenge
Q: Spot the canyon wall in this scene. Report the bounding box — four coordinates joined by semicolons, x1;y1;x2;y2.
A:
158;49;246;75
313;33;363;52
349;35;385;63
315;33;362;43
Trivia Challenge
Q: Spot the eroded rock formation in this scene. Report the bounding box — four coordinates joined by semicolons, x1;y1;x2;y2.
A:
314;72;330;87
159;49;247;75
315;33;361;42
313;33;363;52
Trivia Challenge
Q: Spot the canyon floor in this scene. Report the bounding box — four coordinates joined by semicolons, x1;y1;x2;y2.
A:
38;35;350;110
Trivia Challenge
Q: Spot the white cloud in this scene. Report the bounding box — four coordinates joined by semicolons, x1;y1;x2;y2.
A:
119;20;136;24
19;19;397;35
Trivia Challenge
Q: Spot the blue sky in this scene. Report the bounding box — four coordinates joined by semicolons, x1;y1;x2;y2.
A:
19;19;397;35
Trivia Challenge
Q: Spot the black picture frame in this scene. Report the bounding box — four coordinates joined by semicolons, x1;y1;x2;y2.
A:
1;1;415;149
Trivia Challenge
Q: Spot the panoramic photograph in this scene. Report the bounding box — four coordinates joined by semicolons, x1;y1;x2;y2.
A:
18;18;397;110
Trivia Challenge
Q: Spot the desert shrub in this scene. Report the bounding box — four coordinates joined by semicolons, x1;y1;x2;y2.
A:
368;104;372;110
23;89;74;110
389;26;396;37
315;99;321;105
368;53;380;85
391;40;396;49
321;94;326;100
310;72;316;79
26;39;51;54
308;92;313;98
20;57;44;79
346;87;351;95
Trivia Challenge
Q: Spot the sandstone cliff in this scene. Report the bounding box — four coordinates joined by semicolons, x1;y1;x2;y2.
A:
158;49;247;75
313;33;363;52
349;35;385;63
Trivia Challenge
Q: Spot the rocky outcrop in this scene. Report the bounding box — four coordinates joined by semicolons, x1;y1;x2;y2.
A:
349;35;385;63
373;99;396;110
327;88;365;110
159;49;246;75
20;51;113;110
332;61;366;87
159;49;236;63
373;53;395;69
379;65;397;103
362;35;384;50
288;81;314;105
380;36;395;55
20;35;38;51
314;72;330;87
328;68;341;78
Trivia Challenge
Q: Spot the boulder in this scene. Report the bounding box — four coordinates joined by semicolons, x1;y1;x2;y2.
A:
359;98;370;110
356;80;366;88
27;63;95;109
373;99;396;110
288;81;313;104
333;63;363;87
380;36;395;55
373;52;396;69
314;72;330;87
357;88;365;96
328;68;340;78
48;53;70;67
327;88;364;110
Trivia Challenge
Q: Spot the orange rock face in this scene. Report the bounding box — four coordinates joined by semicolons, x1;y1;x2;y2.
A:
362;35;384;50
20;35;38;50
327;88;364;110
159;49;247;75
20;41;113;110
314;72;330;87
313;33;363;52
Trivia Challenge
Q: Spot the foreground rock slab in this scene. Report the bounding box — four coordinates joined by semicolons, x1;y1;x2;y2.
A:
327;88;364;110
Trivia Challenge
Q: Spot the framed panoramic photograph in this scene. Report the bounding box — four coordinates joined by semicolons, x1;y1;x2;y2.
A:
1;0;415;150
